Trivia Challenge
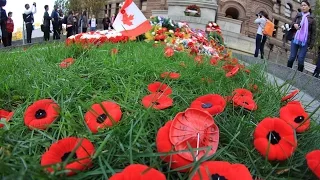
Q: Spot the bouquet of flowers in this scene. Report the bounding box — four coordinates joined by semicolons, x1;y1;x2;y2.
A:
184;5;201;17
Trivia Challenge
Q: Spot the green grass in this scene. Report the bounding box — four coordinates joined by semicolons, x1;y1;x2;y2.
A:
0;42;319;179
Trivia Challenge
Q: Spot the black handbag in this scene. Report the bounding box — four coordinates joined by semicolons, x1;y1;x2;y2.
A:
40;24;45;32
286;28;296;41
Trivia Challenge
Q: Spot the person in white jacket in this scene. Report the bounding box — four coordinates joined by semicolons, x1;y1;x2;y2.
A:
254;11;268;59
23;2;37;43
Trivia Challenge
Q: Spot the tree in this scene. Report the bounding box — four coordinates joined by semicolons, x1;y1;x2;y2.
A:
54;0;69;14
67;0;105;17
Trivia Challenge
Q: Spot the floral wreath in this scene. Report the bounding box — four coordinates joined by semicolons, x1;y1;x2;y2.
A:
206;21;221;33
184;5;201;17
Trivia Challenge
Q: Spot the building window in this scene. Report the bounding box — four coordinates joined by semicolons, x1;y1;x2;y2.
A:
108;4;112;17
141;0;147;11
116;3;120;15
225;7;239;19
285;3;292;17
273;19;279;37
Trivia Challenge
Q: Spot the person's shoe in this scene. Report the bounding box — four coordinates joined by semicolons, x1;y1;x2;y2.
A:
298;64;304;72
287;61;294;68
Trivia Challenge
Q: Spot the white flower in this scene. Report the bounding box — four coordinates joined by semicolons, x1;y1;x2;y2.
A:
208;23;213;27
152;32;156;35
213;23;217;26
169;30;174;34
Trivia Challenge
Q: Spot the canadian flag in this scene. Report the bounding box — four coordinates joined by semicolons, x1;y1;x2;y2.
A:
113;0;152;37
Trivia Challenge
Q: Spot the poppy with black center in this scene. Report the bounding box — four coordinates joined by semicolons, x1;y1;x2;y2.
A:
226;66;240;78
222;64;236;72
24;99;60;130
253;117;297;161
142;93;173;110
232;88;253;98
280;101;310;133
191;161;252;180
60;58;75;69
147;82;172;95
306;150;320;178
84;101;122;133
109;164;166;180
281;89;299;102
160;72;180;80
164;46;174;57
190;94;226;115
232;96;257;111
41;137;95;176
0;109;14;128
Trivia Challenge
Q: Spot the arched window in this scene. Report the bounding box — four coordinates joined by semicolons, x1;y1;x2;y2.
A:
225;7;239;19
285;3;292;17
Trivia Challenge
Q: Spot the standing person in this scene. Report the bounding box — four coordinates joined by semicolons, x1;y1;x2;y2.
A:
58;10;63;36
81;11;88;33
6;11;13;46
73;12;79;35
102;14;110;30
253;11;268;59
0;5;8;47
287;0;316;72
89;15;97;32
51;5;60;40
23;2;37;44
43;5;51;41
110;14;115;29
66;11;73;38
313;46;320;78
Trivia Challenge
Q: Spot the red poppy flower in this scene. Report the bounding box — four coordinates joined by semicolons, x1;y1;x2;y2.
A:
164;47;174;57
232;88;253;99
0;109;14;128
244;69;251;74
191;161;252;180
111;48;118;55
281;89;300;102
187;42;194;48
231;58;239;64
190;94;226;115
60;58;75;68
157;109;219;172
109;164;166;180
222;64;236;72
306;150;320;178
194;55;203;64
41;137;95;176
279;101;310;133
142;93;173;110
209;56;219;66
232;95;257;111
253;117;297;161
84;101;122;133
226;66;239;78
147;82;172;95
250;84;259;92
190;47;199;56
24;99;60;130
160;72;180;80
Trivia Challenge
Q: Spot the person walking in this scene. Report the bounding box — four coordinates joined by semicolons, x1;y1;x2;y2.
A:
51;5;60;40
81;11;88;33
66;11;73;38
102;14;110;30
253;11;268;59
0;5;8;47
287;0;316;72
43;5;51;41
73;12;79;35
89;15;97;32
23;2;37;44
58;10;63;36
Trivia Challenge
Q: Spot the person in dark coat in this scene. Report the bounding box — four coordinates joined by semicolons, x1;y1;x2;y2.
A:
0;6;8;47
51;5;60;40
287;0;316;72
102;14;110;30
43;5;51;41
23;2;37;43
66;11;73;38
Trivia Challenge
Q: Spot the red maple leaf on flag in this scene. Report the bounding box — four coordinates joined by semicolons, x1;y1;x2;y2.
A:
122;13;134;26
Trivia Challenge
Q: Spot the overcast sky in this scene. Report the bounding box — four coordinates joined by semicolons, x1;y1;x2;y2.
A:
4;0;55;32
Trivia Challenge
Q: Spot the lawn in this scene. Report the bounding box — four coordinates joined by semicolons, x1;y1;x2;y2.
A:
0;41;319;180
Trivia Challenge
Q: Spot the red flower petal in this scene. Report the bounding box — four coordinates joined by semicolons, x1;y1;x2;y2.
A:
156;121;192;172
24;99;60;130
232;96;257;111
209;56;219;66
147;82;172;95
111;48;119;55
226;66;239;78
160;72;180;80
84;101;122;133
306;150;320;178
232;88;253;99
164;47;174;57
190;94;226;115
194;55;203;64
253;117;297;161
0;109;14;128
279;101;310;133
281;89;300;102
142;93;173;110
169;108;219;162
191;161;252;180
41;137;95;176
60;58;75;68
222;64;236;72
109;164;166;180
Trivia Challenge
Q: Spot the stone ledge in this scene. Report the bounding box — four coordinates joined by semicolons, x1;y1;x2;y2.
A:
233;52;320;100
167;0;218;9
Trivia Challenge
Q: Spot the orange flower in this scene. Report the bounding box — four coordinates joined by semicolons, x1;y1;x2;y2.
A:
160;72;180;80
164;47;174;57
60;58;75;69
